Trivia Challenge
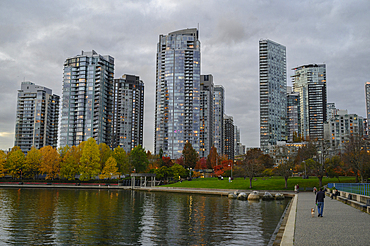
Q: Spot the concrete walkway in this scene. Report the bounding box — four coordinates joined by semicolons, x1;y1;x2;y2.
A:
295;192;370;245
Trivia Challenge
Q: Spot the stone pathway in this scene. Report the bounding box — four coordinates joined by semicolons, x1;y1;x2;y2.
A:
295;192;370;245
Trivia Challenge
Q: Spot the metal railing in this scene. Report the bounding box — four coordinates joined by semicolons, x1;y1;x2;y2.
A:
329;183;370;196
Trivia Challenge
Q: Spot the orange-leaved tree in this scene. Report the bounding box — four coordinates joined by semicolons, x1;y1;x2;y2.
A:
40;146;60;180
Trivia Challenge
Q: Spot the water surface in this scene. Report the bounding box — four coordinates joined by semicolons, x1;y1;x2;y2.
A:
0;188;289;245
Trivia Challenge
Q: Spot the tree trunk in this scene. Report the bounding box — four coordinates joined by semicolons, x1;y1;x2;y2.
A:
249;177;253;189
284;177;288;189
355;174;359;183
318;176;323;187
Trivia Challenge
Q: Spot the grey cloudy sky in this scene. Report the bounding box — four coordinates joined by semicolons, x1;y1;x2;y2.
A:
1;0;369;152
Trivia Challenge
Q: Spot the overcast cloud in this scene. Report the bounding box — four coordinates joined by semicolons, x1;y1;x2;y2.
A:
1;0;369;152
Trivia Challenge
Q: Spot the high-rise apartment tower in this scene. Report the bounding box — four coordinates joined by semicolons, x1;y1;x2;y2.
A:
60;50;114;147
259;39;287;150
213;85;224;155
199;75;214;158
112;74;144;153
292;64;327;140
155;28;201;159
15;82;59;154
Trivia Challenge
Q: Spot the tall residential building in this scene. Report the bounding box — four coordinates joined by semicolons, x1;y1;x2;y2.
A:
199;75;214;158
259;39;287;150
292;64;327;140
15;82;59;154
287;86;300;142
60;50;114;147
223;114;234;160
327;103;338;121
112;74;144;153
324;110;365;150
154;28;201;159
213;85;224;155
365;82;370;135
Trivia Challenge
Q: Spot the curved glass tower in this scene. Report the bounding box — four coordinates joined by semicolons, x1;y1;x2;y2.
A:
155;28;201;159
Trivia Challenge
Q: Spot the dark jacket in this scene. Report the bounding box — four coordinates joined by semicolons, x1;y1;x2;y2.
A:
316;191;325;203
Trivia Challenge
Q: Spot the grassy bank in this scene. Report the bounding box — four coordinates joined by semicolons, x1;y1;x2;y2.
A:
164;176;356;191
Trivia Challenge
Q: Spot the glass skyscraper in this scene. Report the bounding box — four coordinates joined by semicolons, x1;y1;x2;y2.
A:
15;82;59;154
112;74;144;153
199;74;214;158
259;39;287;150
213;85;224;155
292;64;326;140
365;82;370;135
155;28;201;159
60;50;114;147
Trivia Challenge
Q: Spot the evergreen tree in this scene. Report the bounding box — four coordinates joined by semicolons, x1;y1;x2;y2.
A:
130;145;148;173
182;141;198;169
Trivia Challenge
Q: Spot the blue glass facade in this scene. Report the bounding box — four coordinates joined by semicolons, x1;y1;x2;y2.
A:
155;28;201;159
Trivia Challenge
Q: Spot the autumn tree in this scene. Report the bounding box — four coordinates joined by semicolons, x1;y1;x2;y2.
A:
99;143;112;171
24;146;41;179
162;156;173;167
195;157;207;170
60;145;80;180
147;151;160;171
325;155;345;182
342;135;370;183
6;146;25;179
182;142;198;169
0;150;6;177
206;146;218;169
100;157;120;179
241;148;265;188
130;145;148;173
39;146;60;180
175;156;184;166
79;138;100;181
58;145;70;160
112;146;130;174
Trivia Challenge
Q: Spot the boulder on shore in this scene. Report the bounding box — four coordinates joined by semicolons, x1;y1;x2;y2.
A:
228;193;237;199
275;193;285;200
237;192;248;200
248;191;260;200
262;192;274;200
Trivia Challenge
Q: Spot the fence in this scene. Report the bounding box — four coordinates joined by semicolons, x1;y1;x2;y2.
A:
329;183;370;196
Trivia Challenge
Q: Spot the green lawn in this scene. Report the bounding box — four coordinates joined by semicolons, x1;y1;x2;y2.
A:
164;176;356;191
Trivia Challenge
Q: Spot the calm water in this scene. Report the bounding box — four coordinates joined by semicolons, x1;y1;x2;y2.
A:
0;188;289;245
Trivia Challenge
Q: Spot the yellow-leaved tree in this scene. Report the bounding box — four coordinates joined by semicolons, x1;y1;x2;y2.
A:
79;138;100;181
6;146;25;179
100;156;120;179
60;145;80;180
24;146;41;179
40;146;60;180
0;150;6;177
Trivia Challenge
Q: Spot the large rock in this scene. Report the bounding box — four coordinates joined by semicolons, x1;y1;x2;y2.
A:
275;193;285;200
228;193;237;199
237;192;248;200
262;192;274;200
248;191;260;200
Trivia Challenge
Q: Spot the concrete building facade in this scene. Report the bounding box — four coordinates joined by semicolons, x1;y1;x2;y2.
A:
287;86;300;142
224;114;234;161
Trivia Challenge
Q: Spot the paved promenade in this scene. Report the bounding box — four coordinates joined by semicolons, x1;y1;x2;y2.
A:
294;192;370;245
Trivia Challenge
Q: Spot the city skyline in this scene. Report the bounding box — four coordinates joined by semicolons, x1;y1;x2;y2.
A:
1;1;370;152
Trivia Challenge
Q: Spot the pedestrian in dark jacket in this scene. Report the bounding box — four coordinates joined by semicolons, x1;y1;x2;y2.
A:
315;188;325;217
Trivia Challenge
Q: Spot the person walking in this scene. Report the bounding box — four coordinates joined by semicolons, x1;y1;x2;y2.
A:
315;187;325;217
